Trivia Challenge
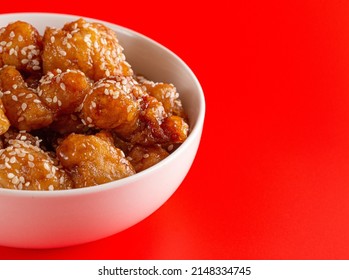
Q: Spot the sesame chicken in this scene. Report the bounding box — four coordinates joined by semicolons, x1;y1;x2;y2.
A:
42;18;132;81
0;66;54;131
0;18;190;190
0;21;42;74
56;133;135;188
0;140;73;190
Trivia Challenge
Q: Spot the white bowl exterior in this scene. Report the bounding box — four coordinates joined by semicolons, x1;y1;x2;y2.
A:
0;13;205;248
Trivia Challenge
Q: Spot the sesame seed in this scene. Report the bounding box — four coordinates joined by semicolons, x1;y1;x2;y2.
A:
105;69;110;77
11;95;18;101
60;83;66;90
91;101;96;108
57;100;62;106
18;35;23;41
26;94;33;99
86;117;92;123
33;66;41;71
126;156;133;161
50;36;55;43
48;185;54;191
53;96;58;103
18;92;25;97
44;162;50;171
59;50;67;56
28;154;34;161
21;59;29;64
21;49;26;55
33;99;41;103
143;153;150;159
46;97;52;103
28;162;34;168
6;41;12;47
9;48;15;55
9;157;16;164
12;177;19;184
7;173;15;179
12;84;17;89
168;144;174;152
21;103;27;111
127;105;133;113
17;116;24;122
46;174;54;179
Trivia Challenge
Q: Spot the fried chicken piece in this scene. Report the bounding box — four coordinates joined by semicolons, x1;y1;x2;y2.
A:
124;95;189;145
127;145;169;172
42;18;132;81
80;76;140;136
0;140;73;190
0;66;54;131
137;76;185;118
0;21;42;74
162;115;189;143
2;128;41;148
38;69;91;117
0;100;10;135
56;133;135;188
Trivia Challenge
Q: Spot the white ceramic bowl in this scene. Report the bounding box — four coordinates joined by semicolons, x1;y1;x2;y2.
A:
0;13;205;248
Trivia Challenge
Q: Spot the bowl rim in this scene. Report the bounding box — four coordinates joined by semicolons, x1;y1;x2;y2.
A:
0;12;206;198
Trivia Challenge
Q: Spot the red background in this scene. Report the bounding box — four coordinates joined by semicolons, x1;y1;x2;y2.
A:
1;0;349;259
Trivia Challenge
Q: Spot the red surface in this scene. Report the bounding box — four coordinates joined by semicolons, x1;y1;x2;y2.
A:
1;0;349;259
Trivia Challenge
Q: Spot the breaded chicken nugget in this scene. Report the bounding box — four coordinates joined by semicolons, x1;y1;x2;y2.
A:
0;66;53;131
42;18;132;81
56;133;135;188
0;140;73;190
0;21;42;73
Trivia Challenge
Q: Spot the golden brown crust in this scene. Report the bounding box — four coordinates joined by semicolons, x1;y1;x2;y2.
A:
0;140;73;190
0;66;54;131
42;18;132;81
56;133;135;188
127;145;169;172
80;76;140;135
0;21;42;74
38;69;91;117
0;100;10;135
138;77;185;118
